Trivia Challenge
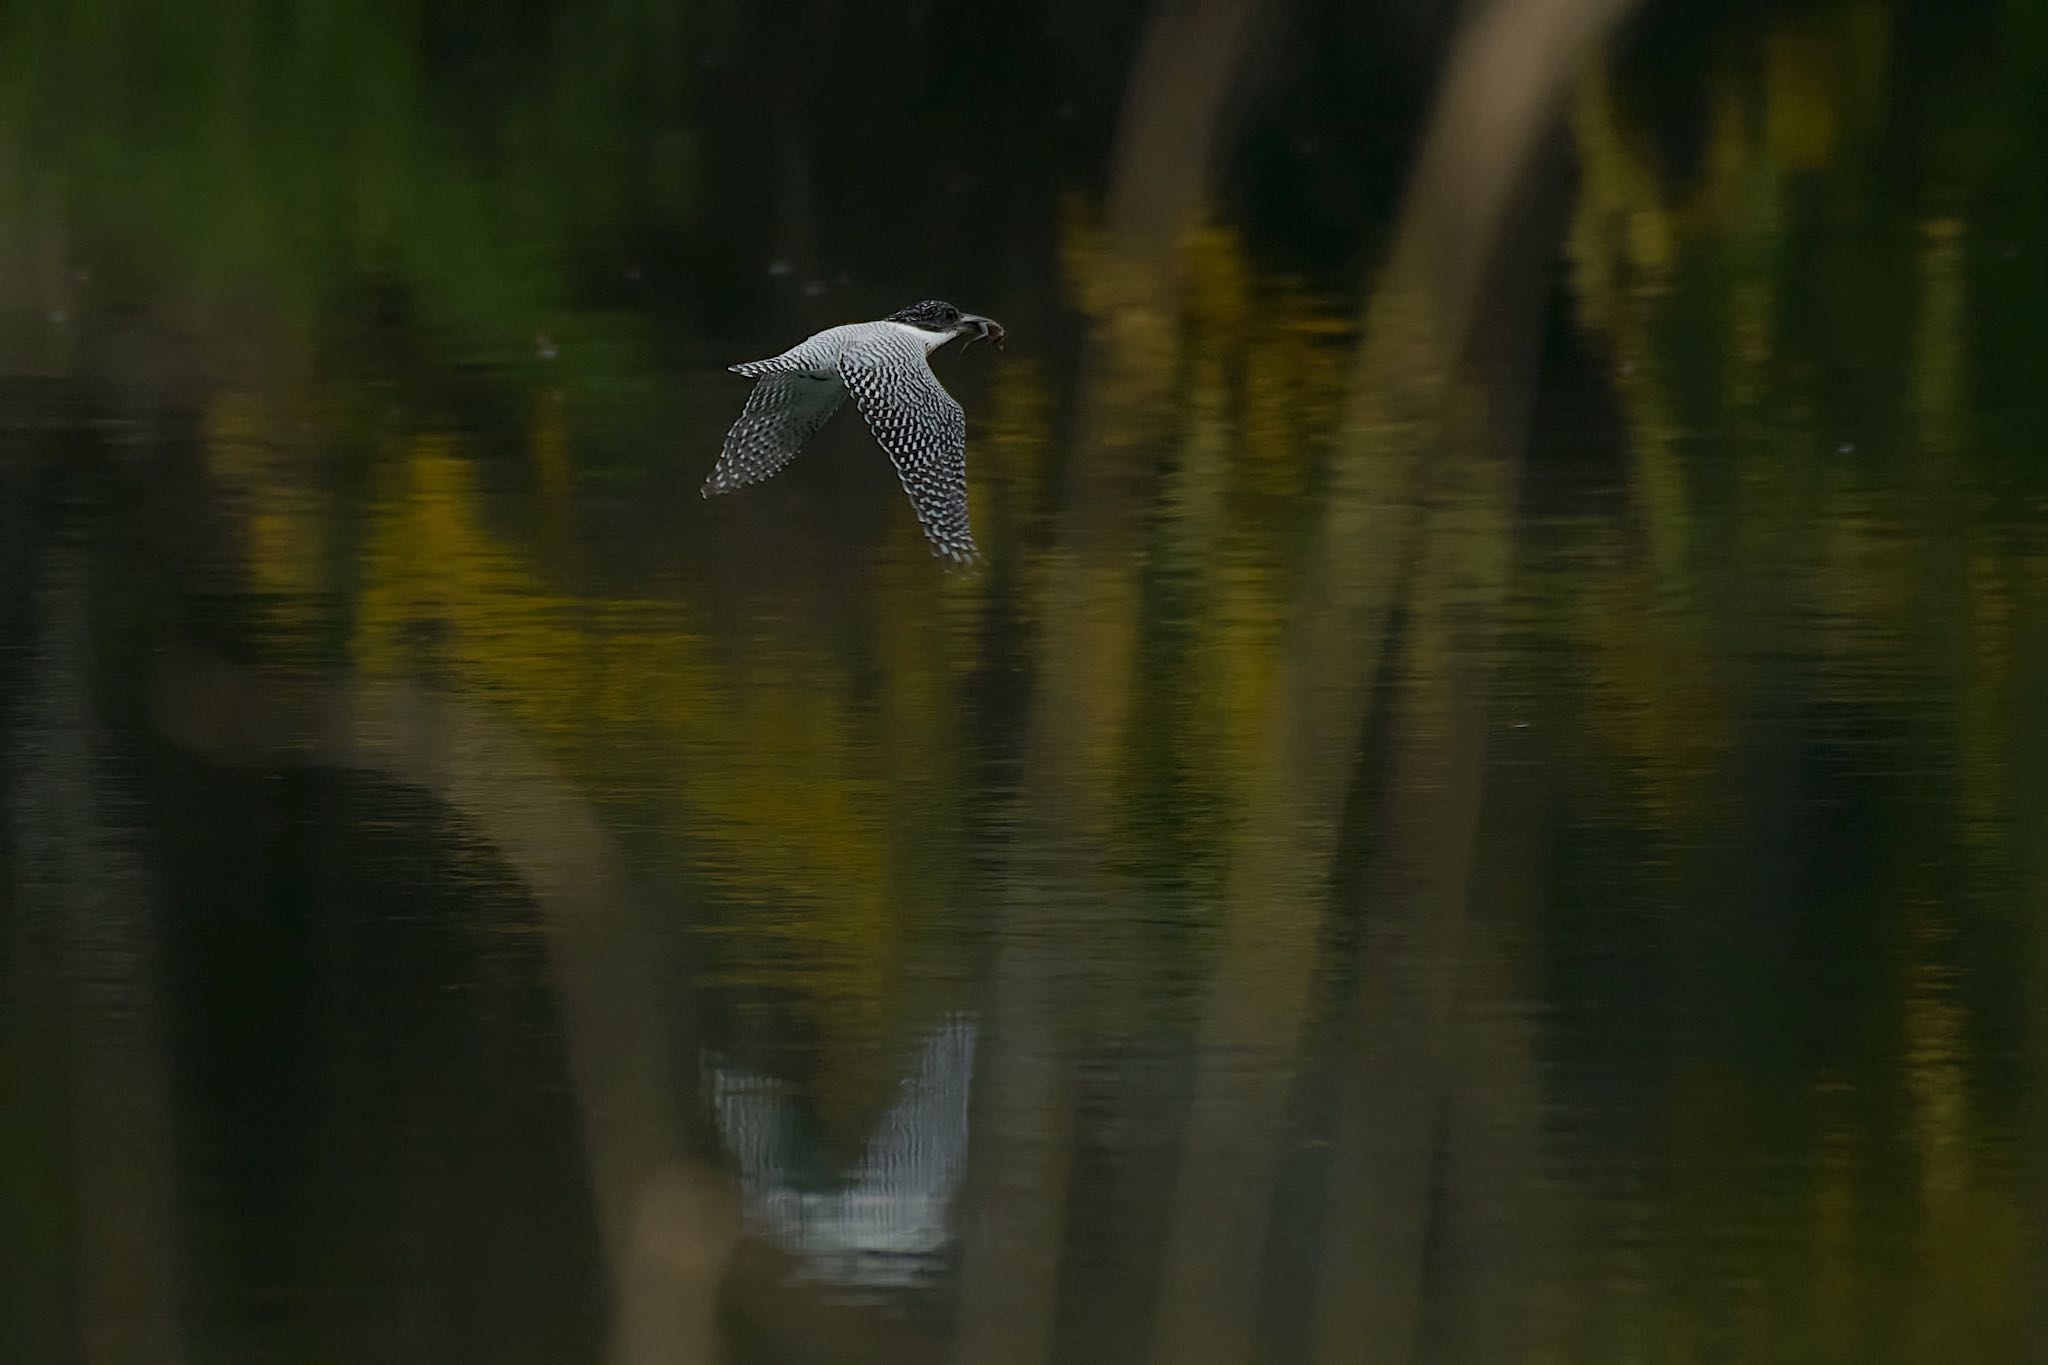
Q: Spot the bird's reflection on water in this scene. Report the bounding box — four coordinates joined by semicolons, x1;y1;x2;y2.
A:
710;1016;976;1289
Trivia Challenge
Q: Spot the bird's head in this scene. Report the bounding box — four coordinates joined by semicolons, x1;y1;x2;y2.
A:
889;299;1006;353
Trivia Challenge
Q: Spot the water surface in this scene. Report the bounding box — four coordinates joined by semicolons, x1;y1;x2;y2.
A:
4;3;2046;1363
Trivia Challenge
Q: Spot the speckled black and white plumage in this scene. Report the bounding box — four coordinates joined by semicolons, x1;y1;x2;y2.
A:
838;329;975;562
702;372;848;495
704;305;998;564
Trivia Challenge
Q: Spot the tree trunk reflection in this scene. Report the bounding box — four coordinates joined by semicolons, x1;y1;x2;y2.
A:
150;657;734;1365
1153;3;1632;1362
953;3;1277;1363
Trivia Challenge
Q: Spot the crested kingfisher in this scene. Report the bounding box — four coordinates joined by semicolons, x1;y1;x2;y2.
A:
703;300;1006;564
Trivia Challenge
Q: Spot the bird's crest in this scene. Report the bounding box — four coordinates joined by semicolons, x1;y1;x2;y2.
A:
888;300;962;329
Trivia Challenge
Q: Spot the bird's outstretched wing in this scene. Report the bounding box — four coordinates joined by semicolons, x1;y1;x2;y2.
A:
703;373;847;496
839;332;977;563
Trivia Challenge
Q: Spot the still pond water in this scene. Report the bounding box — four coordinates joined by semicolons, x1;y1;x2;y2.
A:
4;2;2047;1362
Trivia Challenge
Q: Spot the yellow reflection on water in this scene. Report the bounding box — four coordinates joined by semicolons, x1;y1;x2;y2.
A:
345;441;921;1031
203;390;332;640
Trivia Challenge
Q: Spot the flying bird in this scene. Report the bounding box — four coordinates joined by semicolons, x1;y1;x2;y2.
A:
703;300;1005;563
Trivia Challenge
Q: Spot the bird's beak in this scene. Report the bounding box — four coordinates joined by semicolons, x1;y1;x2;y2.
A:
959;314;1005;353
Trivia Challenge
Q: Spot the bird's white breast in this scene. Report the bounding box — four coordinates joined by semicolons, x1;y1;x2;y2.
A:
888;321;954;353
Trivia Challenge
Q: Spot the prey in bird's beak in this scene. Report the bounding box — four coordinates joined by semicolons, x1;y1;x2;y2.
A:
958;314;1006;354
